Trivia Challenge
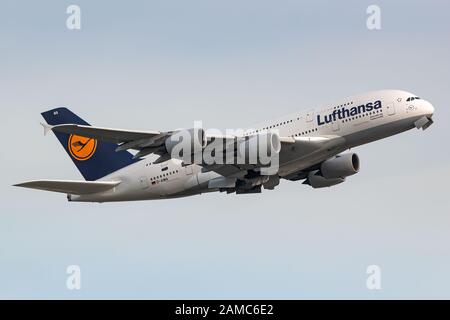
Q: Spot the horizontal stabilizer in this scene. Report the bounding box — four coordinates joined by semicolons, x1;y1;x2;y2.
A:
13;180;120;195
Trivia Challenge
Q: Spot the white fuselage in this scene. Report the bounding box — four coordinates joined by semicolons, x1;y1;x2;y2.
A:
70;90;434;202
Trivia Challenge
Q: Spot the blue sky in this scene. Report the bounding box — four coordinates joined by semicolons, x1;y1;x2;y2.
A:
1;0;449;298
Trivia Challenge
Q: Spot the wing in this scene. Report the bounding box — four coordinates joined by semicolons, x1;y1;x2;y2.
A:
14;180;120;195
43;123;172;158
43;122;345;179
199;135;345;194
44;123;296;164
279;135;345;164
44;123;163;143
201;135;345;176
279;135;347;181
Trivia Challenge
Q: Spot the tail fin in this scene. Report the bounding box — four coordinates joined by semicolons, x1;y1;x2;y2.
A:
41;107;139;181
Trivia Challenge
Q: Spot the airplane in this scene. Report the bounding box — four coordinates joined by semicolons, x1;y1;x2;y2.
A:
14;89;434;202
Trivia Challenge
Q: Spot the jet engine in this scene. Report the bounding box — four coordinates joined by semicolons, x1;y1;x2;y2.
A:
237;131;281;164
320;153;360;179
302;153;360;188
304;170;345;188
165;128;207;157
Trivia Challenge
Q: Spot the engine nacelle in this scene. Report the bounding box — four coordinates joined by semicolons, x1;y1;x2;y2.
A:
237;131;281;164
320;153;360;179
165;128;206;157
305;170;345;188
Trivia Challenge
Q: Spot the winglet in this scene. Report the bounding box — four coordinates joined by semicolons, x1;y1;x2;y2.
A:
40;122;53;136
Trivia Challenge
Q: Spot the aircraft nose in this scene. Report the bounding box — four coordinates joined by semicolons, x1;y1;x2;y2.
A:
423;101;435;117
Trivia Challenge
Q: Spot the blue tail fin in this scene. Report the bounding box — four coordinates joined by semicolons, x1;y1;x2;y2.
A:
41;107;139;181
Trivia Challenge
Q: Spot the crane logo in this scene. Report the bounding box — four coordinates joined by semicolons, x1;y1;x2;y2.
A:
68;134;97;161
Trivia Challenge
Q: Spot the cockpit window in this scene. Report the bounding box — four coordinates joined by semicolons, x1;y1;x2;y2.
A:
406;97;420;102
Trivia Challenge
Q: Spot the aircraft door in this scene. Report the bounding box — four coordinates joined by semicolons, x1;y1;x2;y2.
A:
139;176;149;189
386;102;396;116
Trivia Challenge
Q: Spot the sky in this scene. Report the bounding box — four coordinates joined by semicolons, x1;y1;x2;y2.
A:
0;0;449;299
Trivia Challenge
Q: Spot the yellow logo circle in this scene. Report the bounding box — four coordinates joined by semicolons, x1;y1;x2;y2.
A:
68;134;97;161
